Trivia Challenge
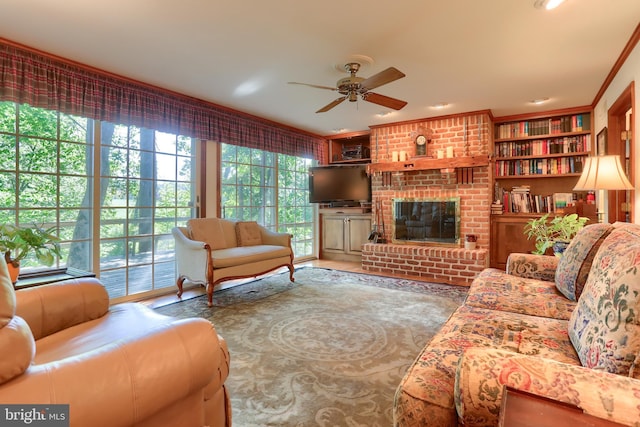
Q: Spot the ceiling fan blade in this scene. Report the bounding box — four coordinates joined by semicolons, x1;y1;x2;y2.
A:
360;67;405;91
363;92;408;110
288;82;337;91
316;96;347;113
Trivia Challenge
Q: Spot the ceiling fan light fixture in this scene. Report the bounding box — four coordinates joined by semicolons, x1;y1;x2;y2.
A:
530;97;550;105
534;0;566;10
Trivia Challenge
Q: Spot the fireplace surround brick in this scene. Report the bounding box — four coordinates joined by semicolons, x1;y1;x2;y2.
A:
362;243;488;286
362;111;492;286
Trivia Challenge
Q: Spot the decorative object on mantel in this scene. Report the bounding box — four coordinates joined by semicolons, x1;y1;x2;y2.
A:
412;127;433;157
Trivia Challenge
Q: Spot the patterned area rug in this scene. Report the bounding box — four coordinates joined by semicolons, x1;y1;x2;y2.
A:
156;267;467;427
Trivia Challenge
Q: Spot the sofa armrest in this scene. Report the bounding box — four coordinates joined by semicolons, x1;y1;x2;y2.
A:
505;253;558;281
259;227;292;248
172;226;209;284
455;348;640;426
0;317;225;427
15;278;109;340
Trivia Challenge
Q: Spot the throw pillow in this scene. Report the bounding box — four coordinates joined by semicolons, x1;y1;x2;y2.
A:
554;223;612;301
187;218;227;250
236;221;262;246
568;225;640;377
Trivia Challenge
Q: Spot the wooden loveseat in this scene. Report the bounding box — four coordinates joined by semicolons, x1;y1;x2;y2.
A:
172;218;295;306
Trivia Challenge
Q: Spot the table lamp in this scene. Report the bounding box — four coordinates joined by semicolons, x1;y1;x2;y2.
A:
573;155;634;222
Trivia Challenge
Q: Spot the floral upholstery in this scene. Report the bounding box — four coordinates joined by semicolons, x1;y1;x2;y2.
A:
554;223;613;301
505;253;558;282
393;305;578;426
455;348;640;426
394;223;640;427
465;268;576;320
569;225;640;377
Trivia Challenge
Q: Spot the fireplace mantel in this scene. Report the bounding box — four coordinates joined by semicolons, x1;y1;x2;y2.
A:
366;154;489;174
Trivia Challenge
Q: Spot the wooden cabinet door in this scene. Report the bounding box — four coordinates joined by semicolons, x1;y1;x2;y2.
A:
322;215;346;252
490;215;537;269
346;216;372;255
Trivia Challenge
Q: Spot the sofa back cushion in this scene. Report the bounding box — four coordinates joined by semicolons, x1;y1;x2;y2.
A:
555;223;613;301
236;221;263;246
187;218;227;250
568;224;640;377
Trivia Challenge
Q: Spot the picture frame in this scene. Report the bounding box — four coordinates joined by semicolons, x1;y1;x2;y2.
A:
597;127;607;155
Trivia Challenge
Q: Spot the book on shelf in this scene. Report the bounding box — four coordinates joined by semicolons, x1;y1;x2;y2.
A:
496;114;591;139
553;193;575;211
497;186;555;214
494;135;591;157
495;156;584;177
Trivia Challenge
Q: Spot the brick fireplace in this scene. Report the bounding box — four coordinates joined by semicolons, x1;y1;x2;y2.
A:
361;111;492;286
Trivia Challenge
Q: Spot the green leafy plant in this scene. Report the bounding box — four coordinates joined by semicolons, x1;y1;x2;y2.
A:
0;223;62;268
523;213;588;255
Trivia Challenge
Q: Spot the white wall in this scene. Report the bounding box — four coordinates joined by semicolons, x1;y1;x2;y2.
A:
593;41;640;223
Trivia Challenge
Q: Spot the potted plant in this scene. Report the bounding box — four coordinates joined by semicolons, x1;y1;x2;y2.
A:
523;213;588;256
0;223;62;284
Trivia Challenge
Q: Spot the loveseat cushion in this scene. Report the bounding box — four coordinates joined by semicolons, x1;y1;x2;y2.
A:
465;268;576;320
187;218;227;250
554;223;612;301
211;245;292;269
236;221;262;246
394;305;579;425
568;224;640;377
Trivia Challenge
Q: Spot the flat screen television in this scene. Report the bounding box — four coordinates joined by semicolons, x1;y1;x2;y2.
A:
309;165;371;206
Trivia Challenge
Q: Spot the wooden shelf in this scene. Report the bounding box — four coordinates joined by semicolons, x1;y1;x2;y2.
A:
366;155;490;174
494;151;590;161
494;130;591;143
495;173;582;180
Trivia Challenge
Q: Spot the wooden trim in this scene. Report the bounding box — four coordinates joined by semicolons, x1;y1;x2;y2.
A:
592;23;640;107
323;130;369;140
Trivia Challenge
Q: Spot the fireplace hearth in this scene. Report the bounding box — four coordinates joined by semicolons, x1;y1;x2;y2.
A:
392;197;460;245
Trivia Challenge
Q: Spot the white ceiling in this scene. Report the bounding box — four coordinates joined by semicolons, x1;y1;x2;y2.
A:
1;0;639;137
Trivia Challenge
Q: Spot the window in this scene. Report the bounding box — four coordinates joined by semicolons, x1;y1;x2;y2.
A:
0;101;197;300
220;143;315;259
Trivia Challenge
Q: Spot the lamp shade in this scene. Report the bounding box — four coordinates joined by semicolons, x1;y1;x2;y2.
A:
573;155;634;190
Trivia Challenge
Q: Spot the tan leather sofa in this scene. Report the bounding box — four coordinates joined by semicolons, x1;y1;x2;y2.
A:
173;218;295;307
0;258;231;427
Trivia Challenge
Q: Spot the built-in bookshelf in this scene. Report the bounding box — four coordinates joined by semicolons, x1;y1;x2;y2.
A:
490;108;594;268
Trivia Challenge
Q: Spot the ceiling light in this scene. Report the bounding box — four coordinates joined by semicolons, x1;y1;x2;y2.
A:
534;0;566;10
530;97;549;105
377;111;392;117
432;103;448;109
332;128;346;133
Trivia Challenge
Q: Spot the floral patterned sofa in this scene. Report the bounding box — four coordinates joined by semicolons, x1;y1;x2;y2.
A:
394;222;640;426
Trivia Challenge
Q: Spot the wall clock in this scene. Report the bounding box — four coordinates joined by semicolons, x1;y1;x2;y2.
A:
415;134;427;156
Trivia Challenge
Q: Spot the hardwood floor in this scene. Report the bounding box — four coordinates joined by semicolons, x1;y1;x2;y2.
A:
142;259;365;309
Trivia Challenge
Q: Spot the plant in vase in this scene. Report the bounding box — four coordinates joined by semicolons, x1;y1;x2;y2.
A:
0;223;62;284
523;213;588;256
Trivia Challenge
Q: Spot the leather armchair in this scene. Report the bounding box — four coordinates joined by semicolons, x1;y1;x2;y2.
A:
0;258;231;427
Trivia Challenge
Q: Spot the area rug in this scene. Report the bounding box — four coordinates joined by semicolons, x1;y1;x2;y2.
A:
155;267;468;427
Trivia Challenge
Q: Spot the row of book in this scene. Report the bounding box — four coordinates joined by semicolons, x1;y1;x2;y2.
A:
496;114;590;139
494;135;591;157
495;156;585;177
498;186;575;214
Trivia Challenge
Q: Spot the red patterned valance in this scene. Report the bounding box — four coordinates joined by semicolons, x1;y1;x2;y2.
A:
0;40;325;160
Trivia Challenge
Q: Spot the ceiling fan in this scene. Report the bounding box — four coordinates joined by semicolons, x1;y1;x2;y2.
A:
289;62;407;113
